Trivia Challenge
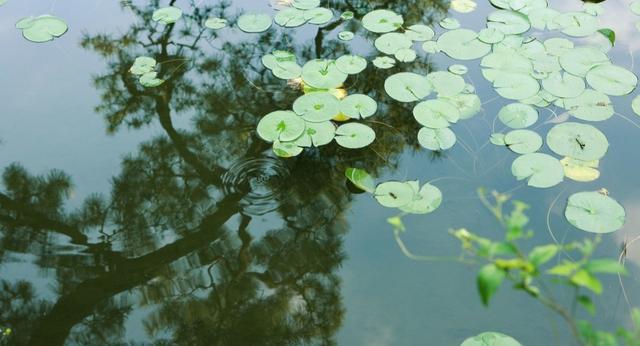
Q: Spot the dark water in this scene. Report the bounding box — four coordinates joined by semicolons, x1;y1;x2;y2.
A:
1;0;640;345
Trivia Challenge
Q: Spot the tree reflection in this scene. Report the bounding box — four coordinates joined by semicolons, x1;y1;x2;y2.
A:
0;1;446;344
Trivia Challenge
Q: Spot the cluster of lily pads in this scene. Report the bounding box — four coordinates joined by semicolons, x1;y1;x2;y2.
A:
129;57;164;88
15;14;68;43
345;168;442;214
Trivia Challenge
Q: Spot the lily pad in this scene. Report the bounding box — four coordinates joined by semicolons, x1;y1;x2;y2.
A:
451;0;478;13
375;32;413;55
335;55;367;75
399;182;443;214
461;332;522;346
139;72;164;88
16;15;68;43
273;140;303;158
504;129;542;154
632;95;640;117
422;41;440;54
426;71;466;97
335;123;376;148
561;157;600;182
375;181;415;208
449;64;468;75
511;153;564;188
274;8;306;28
295;121;336;147
373;56;396;69
345;168;375;193
554;12;598;37
541;72;585;98
440;17;461;30
546;122;609;161
293;92;340;122
585;64;638;96
414;100;460;128
498;103;538;129
405;24;435;41
559;47;609;77
565;191;625;233
478;28;505;44
395;48;417;63
292;0;320;10
301;59;348;89
487;10;531;35
237;13;273;33
418;127;457;151
130;56;157;75
492;72;540;100
304;7;333;25
442;93;481;119
152;6;182;24
340;94;377;119
559;90;613;122
204;17;227;29
338;31;354;41
437;29;491;60
257;110;306;142
362;9;403;33
384;72;432;102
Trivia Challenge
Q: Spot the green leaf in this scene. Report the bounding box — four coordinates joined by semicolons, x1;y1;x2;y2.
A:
597;28;616;46
577;295;596;316
345;168;375;193
477;264;506;306
571;269;603;294
461;331;522;346
511;153;564;188
362;9;403;33
528;244;559;267
584;259;627;275
374;181;415;208
384;72;432;102
152;6;182;24
546;122;609;161
334;123;376;149
565;191;626;234
547;260;580;276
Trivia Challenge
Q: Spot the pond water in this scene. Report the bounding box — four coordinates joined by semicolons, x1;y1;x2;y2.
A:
1;0;640;345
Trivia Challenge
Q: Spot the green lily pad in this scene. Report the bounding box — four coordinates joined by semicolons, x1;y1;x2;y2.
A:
478;28;505;44
341;11;354;20
304;7;333;25
273;140;303;158
237;13;273;33
274;8;306;27
544;38;574;56
585;64;638;96
449;64;468;75
152;6;182;24
492;72;540;100
257;110;306;142
632;95;640;117
205;17;227;29
335;55;367;75
422;41;440;54
426;71;466;97
490;133;507;146
559;90;613;122
418;127;457;151
487;10;531;35
139;72;164;87
384;72;432;102
130;56;157;75
395;48;417;63
528;8;560;30
375;32;413;55
546;122;609;161
405;24;435;41
362;9;403;33
442;93;481;119
554;12;598;37
399;182;443;214
498;103;538;129
541;72;585;98
512;153;564;188
335;123;376;148
301;59;348;89
561;157;600;182
437;29;491;60
292;0;320;10
504;129;542;154
293;92;340;122
338;31;354;41
345;168;375;193
461;332;522;346
16;15;68;43
271;61;302;80
440;17;461;30
414;99;460;128
559;47;609;78
373;56;396;69
294;121;335;147
374;181;415;208
340;94;377;119
565;191;626;233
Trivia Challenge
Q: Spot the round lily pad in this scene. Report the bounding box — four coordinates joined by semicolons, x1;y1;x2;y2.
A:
511;153;564;188
544;38;574;56
341;11;354;20
273;140;303;158
362;9;403;33
498;103;538;129
375;181;414;208
560;90;613;122
440;17;461;30
152;6;182;24
554;12;598;37
384;72;432;102
437;29;491;60
335;123;376;148
528;8;560;30
542;72;585;98
335;55;367;74
16;15;68;43
442;93;481;119
338;31;354;41
449;64;468;75
399;182;443;214
293;92;340;122
632;95;640;117
585;64;638;96
304;7;333;25
487;10;531;35
301;59;348;89
375;32;413;54
395;48;417;63
546;122;609;161
451;0;478;13
257;110;306;142
274;8;306;28
294;121;336;147
205;17;227;29
139;72;164;88
237;13;273;33
427;71;466;97
373;56;396;69
461;332;522;346
559;47;609;77
271;61;302;80
565;191;625;233
130;56;157;75
404;24;435;41
505;129;542;154
292;0;320;10
561;157;600;182
414;99;461;129
422;41;440;54
492;72;540;100
478;28;505;44
340;94;377;119
418;127;457;151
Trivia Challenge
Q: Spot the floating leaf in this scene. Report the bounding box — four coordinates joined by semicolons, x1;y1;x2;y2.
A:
292;0;319;10
399;182;443;214
273;140;303;158
301;59;348;89
304;7;333;25
490;133;507;146
338;31;354;41
546;122;609;161
335;123;375;148
274;8;306;27
597;28;616;47
451;0;478;13
362;9;403;33
204;17;227;29
632;95;640;117
295;121;335;147
427;71;466;97
414;99;460;128
395;48;417;63
345;168;375;193
487;10;531;35
237;13;273;33
16;15;68;43
257;110;306;142
440;17;461;30
528;8;560;30
478;27;505;44
418;127;457;151
374;32;412;55
340;94;377;119
404;24;435;41
492;72;540;100
341;11;354;20
511;153;564;188
545;37;574;57
293;92;340;122
437;29;491;60
384;72;432;102
139;72;164;87
541;72;585;98
374;181;415;208
554;12;598;37
561;157;600;182
152;6;182;24
449;64;468;75
559;90;613;122
335;55;367;75
461;332;522;346
504;129;542;154
559;47;609;77
441;93;481;119
585;64;638;96
498;103;538;129
422;41;440;54
565;191;626;233
373;56;396;69
130;56;157;75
